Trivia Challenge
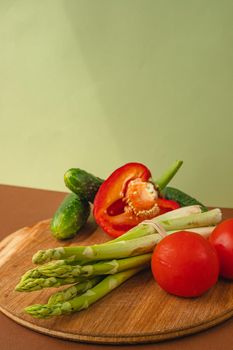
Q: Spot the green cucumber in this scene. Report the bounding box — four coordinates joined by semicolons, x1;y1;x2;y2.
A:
50;193;90;240
64;168;103;202
161;186;208;212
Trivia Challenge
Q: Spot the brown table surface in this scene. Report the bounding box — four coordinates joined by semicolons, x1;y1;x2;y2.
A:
0;184;233;350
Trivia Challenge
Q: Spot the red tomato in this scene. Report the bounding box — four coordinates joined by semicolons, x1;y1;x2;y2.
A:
151;231;219;297
209;219;233;279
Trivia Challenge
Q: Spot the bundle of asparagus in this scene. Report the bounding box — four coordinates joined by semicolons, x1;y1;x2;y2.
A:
15;206;222;319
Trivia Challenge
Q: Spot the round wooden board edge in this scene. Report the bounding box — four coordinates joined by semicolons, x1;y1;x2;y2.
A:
1;304;233;344
1;217;233;344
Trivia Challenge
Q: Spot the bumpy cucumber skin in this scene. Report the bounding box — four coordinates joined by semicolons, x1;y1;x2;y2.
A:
50;193;90;240
64;168;103;203
161;186;208;212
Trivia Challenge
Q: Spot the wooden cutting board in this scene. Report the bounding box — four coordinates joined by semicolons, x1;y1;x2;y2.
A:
0;219;233;344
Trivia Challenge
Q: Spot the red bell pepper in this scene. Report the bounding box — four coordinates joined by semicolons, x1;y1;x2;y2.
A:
93;162;181;238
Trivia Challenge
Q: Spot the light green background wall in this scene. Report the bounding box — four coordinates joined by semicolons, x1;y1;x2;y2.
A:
0;0;232;207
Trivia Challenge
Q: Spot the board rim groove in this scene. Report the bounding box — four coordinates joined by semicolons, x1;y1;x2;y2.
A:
0;304;232;344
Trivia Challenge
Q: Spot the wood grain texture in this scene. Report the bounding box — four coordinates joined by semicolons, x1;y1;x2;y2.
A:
0;219;233;344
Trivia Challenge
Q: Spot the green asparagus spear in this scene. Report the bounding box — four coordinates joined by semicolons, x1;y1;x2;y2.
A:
18;258;90;281
158;208;221;231
32;234;160;265
32;209;221;265
16;254;152;291
29;206;204;271
110;205;202;243
31;254;152;279
48;277;103;305
25;206;204;277
19;267;42;280
15;275;87;292
17;208;220;291
24;206;205;277
109;208;221;244
25;266;146;318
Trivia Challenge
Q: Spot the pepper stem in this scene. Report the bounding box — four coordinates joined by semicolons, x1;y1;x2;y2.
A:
153;160;183;191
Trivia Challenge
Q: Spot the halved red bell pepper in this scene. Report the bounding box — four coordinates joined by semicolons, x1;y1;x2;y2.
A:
93;162;181;238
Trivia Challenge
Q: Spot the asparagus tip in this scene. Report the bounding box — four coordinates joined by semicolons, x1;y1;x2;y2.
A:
15;285;22;292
